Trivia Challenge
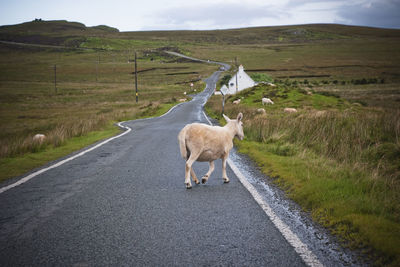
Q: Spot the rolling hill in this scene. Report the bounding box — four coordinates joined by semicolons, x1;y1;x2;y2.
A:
1;19;399;48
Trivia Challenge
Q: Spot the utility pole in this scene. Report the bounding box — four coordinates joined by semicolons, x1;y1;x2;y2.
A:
54;64;57;93
96;54;99;83
135;51;138;103
235;57;238;94
222;93;225;115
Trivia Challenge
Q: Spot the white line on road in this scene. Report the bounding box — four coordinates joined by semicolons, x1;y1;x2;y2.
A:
202;111;323;267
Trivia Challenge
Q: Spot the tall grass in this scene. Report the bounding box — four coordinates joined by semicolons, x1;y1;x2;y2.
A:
244;109;400;183
1;112;115;158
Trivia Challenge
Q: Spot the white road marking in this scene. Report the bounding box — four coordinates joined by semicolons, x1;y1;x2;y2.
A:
202;110;323;267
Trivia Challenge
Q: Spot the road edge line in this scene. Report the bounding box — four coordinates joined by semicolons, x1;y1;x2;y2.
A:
202;111;323;267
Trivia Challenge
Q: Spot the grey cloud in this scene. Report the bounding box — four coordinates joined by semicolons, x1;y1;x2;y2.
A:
337;0;400;28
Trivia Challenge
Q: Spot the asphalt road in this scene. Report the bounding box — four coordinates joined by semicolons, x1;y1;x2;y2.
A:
0;72;307;267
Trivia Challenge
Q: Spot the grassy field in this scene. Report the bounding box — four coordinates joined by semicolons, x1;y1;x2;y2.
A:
0;39;216;182
1;19;400;266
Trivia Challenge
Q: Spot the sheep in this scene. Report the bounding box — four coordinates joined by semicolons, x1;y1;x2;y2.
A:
284;108;297;113
256;108;266;115
314;110;327;117
262;97;274;105
179;98;187;102
183;91;187;95
178;113;244;189
33;134;46;144
233;99;241;104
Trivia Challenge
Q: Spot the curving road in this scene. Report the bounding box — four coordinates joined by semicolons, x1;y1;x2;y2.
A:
0;54;358;266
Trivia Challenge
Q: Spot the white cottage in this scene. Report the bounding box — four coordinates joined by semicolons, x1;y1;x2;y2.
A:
225;65;256;95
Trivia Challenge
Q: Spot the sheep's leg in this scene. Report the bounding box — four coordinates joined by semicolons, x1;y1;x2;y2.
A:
190;168;200;185
185;151;201;189
201;161;215;184
222;155;230;183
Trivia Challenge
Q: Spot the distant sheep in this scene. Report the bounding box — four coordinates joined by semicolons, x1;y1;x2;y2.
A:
284;108;297;113
256;108;266;115
233;99;241;104
183;91;187;95
262;98;274;105
33;134;46;144
314;110;326;117
179;98;187;102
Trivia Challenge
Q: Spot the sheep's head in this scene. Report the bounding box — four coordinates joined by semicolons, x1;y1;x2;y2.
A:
223;112;244;140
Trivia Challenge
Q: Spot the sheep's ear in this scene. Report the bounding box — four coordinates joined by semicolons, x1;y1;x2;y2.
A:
222;114;230;122
237;112;243;121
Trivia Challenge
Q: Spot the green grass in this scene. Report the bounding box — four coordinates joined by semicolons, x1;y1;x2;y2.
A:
79;37;172;50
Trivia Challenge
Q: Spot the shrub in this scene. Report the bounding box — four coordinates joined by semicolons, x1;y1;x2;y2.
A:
250;73;273;83
219;74;232;87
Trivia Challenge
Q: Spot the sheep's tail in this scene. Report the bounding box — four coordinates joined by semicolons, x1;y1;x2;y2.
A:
178;126;188;160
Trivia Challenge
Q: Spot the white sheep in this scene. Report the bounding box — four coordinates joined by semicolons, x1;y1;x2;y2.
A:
178;113;244;189
262;97;274;105
284;108;297;113
33;134;46;144
256;108;266;115
233;99;241;104
179;98;187;102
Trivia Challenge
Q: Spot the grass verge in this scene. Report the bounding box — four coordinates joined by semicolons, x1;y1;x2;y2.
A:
237;140;399;266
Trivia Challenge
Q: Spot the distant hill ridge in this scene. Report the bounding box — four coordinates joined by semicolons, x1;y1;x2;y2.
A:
0;19;399;48
0;19;119;33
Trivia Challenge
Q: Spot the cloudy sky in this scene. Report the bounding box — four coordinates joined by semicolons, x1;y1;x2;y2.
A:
0;0;399;31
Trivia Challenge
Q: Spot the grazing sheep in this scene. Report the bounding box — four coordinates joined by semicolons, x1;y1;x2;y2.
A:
314;110;327;117
33;134;46;144
179;98;187;102
233;99;241;104
262;97;274;105
256;108;266;115
284;108;297;113
178;113;244;189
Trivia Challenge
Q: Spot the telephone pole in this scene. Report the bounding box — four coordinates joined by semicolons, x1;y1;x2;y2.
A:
54;64;57;93
235;57;238;94
135;52;138;103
